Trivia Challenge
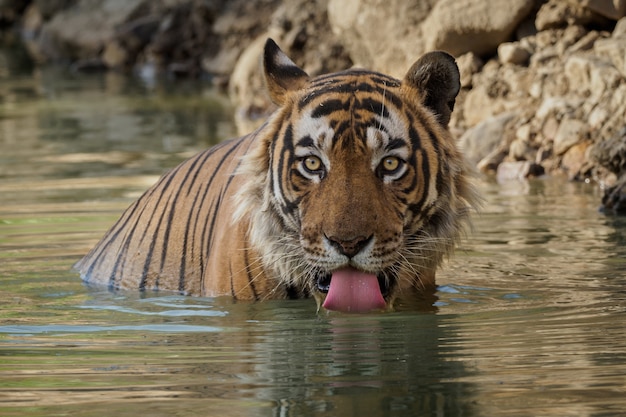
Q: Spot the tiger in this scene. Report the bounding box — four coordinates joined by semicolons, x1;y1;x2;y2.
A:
74;38;479;313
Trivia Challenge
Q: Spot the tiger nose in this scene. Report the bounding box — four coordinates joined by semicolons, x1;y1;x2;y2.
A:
326;235;373;258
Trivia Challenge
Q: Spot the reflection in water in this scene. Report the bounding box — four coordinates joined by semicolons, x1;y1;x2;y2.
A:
1;294;475;417
246;312;472;417
1;47;626;417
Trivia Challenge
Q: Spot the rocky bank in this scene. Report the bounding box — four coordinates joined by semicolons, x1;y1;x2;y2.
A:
1;0;626;212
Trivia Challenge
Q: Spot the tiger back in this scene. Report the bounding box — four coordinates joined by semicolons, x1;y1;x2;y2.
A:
75;39;479;312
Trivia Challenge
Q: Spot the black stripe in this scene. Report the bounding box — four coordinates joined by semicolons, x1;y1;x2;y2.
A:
296;135;314;148
110;168;179;288
229;263;237;300
84;178;165;283
243;248;259;301
156;158;206;286
189;136;249;279
400;160;419;195
139;190;176;291
359;97;389;118
408;124;422;149
275;124;294;206
184;146;219;197
386;138;407;151
203;192;223;273
408;148;430;216
310;99;348;118
201;146;247;262
331;119;351;138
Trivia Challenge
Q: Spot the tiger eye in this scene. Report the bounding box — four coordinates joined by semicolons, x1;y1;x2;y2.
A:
382;156;400;172
304;156;322;172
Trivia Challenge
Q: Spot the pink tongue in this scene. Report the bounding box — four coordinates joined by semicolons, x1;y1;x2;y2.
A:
322;268;386;313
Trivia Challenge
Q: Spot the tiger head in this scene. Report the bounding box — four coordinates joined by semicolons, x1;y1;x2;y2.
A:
235;39;478;313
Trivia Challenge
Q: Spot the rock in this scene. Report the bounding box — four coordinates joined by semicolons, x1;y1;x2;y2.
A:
594;34;626;79
458;112;517;165
582;0;626;21
535;97;580;120
201;46;240;76
542;117;560;141
568;30;602;53
561;141;592;180
509;137;533;161
601;175;626;213
462;81;508;126
456;52;484;88
102;40;127;68
477;147;508;174
554;118;587;155
229;34;277;134
592;127;626;175
33;0;150;61
231;0;351;135
498;42;530;65
422;0;534;56
497;161;545;182
535;0;597;30
564;55;592;92
327;0;434;76
615;16;626;36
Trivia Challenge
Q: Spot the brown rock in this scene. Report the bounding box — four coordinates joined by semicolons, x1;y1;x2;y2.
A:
327;0;434;76
498;42;531;65
423;0;534;56
536;0;596;30
561;141;592;180
102;40;128;69
554;118;587;156
456;52;484;88
581;0;626;21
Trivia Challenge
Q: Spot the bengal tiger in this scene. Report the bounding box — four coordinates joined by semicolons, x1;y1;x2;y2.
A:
75;39;478;313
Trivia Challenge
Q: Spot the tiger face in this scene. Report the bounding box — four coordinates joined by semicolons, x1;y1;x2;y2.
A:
236;40;478;312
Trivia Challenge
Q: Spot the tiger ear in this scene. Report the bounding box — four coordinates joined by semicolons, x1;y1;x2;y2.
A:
263;38;309;106
403;51;460;126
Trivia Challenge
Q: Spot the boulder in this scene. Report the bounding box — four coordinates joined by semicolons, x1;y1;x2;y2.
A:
582;0;626;21
498;42;531;65
327;0;434;76
35;0;150;61
423;0;534;56
497;161;545;182
458;112;517;166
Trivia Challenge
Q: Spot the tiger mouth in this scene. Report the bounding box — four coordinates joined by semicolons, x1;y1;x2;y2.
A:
315;270;394;299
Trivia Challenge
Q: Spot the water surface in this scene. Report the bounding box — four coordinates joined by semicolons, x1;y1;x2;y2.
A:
1;56;626;417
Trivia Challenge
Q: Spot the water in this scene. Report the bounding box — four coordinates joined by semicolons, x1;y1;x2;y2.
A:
2;48;626;417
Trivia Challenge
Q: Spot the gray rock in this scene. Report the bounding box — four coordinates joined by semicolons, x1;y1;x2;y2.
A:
458;112;517;166
497;161;545;182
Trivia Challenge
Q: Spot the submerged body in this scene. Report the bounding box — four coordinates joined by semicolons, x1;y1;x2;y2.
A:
75;39;478;312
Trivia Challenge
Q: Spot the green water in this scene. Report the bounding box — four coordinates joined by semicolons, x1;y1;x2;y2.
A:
1;50;626;417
